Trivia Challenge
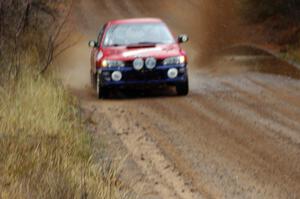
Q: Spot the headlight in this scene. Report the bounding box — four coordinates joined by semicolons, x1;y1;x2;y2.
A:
163;56;185;66
101;60;125;67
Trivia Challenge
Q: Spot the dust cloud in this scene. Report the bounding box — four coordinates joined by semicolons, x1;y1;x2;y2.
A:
193;0;242;63
127;0;243;64
72;0;244;65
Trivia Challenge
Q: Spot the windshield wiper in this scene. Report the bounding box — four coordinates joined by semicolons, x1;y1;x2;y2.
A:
138;42;157;45
108;43;124;47
126;42;159;48
138;42;164;45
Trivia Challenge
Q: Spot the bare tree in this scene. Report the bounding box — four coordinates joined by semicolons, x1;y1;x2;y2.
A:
0;0;74;80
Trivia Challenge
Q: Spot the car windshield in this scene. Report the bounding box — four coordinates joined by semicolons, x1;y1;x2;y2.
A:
103;23;175;47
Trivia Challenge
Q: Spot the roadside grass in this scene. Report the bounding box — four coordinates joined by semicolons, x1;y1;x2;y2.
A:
0;71;131;199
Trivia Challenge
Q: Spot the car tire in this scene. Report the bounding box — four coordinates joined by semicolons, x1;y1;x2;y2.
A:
97;86;109;99
96;74;109;99
176;80;189;96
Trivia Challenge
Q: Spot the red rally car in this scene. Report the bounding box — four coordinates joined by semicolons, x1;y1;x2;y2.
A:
88;18;189;99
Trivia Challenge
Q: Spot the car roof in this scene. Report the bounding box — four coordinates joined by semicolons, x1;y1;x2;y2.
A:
108;18;163;25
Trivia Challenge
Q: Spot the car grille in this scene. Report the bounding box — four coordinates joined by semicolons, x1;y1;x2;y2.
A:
125;70;166;81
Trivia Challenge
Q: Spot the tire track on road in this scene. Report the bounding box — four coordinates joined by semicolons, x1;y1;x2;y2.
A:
98;102;205;199
247;76;300;108
134;96;300;198
222;81;300;135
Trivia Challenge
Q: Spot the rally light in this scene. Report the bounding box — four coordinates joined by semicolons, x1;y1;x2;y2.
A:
111;71;122;81
133;58;144;70
145;57;157;70
167;68;178;79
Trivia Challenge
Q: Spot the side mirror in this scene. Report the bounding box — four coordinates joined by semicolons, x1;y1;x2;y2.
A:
88;40;98;48
178;34;189;43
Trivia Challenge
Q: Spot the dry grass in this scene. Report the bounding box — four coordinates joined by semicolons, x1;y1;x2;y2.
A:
0;71;132;199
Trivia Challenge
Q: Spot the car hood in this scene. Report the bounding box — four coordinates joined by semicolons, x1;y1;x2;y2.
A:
102;44;183;60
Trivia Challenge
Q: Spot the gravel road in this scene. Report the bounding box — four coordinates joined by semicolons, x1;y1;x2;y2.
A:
58;0;300;198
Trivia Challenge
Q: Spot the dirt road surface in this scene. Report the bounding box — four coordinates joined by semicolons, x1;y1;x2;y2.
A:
57;0;300;198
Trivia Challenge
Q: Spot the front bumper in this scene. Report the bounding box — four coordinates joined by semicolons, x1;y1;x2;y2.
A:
98;64;188;88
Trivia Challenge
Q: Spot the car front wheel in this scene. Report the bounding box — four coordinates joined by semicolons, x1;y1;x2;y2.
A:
176;80;189;96
96;74;109;99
